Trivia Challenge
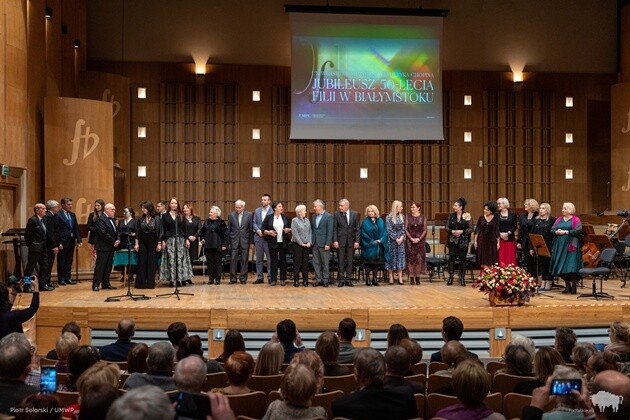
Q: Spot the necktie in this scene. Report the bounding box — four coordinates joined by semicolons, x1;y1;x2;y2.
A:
238;213;242;227
66;211;72;226
110;218;116;232
343;212;348;224
40;218;47;234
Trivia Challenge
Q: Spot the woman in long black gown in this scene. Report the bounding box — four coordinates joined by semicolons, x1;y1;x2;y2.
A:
445;198;473;286
183;203;200;285
475;201;500;269
531;202;556;290
134;201;162;289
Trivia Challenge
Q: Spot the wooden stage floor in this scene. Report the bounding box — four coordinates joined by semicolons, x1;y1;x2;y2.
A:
23;271;630;357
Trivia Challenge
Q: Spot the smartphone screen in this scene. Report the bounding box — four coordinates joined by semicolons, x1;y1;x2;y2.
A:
40;366;57;394
175;391;211;420
550;379;581;395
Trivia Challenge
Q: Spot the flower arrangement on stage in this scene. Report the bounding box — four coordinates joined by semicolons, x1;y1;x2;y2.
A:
473;264;537;305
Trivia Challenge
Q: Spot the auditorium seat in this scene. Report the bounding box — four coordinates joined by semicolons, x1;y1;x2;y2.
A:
427;374;452;395
411;361;428;375
502;392;532;419
202;371;229;391
226;391;268;419
323;374;357;394
493;373;536;395
248;374;283;395
428;362;449;375
312;390;344;418
485;361;506;377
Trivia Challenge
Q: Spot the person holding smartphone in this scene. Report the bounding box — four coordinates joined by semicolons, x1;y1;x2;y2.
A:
0;279;39;340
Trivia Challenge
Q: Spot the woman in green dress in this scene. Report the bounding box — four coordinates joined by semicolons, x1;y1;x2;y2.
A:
550;202;584;294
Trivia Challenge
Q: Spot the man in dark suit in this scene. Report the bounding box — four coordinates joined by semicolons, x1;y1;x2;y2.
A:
99;318;137;362
252;194;272;284
43;200;63;287
92;203;120;291
55;197;82;285
333;198;360;287
227;199;253;284
311;199;333;287
332;347;417;420
24;203;54;291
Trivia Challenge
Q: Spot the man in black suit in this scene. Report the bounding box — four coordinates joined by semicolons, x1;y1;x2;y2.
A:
0;342;38;414
55;197;82;285
332;347;417;420
92;203;120;291
99;318;137;362
24;203;54;291
43;200;63;287
227;199;253;284
332;198;360;287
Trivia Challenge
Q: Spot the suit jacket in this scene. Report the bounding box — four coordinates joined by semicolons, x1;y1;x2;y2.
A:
55;210;82;247
311;211;333;247
227;210;253;249
333;209;361;246
253;206;272;244
331;384;417;420
261;213;291;249
44;211;61;249
25;215;47;253
94;214;119;252
99;339;137;362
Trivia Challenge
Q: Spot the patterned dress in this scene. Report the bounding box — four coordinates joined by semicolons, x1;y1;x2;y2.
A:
405;214;427;275
386;214;406;270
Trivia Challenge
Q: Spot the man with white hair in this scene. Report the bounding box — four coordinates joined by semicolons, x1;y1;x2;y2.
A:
173;355;207;393
92;203;120;291
311;199;334;287
44;199;64;287
106;385;174;420
332;198;360;287
227;200;253;284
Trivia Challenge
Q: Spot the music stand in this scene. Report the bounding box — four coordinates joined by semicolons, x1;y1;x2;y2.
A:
105;236;150;302
529;234;553;297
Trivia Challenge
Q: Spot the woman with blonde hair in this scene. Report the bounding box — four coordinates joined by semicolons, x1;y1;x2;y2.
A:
386;200;406;285
497;197;518;267
253;341;284;376
532;202;556;290
290;350;325;393
550;202;583;294
55;332;79;373
605;320;630;362
360;204;388;286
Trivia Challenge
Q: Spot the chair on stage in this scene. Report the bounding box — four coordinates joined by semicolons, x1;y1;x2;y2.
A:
577;247;616;300
425;242;447;282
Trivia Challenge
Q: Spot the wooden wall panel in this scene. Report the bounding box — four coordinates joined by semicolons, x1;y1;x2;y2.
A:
611;84;630;212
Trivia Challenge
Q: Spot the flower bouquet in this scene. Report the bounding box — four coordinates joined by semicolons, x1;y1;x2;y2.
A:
473;264;537;306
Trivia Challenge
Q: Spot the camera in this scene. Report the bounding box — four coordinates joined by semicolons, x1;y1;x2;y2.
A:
617;210;629;218
550;379;581;395
8;275;22;293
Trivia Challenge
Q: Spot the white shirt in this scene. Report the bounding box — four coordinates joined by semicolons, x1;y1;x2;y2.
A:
273;215;284;243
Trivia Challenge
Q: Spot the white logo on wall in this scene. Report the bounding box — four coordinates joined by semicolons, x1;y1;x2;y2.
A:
102;89;121;117
62;120;100;166
591;390;623;413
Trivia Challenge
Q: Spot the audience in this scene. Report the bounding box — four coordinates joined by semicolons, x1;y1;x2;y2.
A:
212;351;255;395
262;363;327;420
77;383;119;420
253;341;284;376
431;316;478;361
542;365;585;419
514;347;565;395
126;343;149;374
0;332;40;390
15;394;61;420
173;355;207;394
497;344;534;376
123;342;176;391
399;338;423;375
176;334;223;373
106;385;174;420
511;334;537;358
436;359;505;420
276;319;305;363
571;342;597;378
67;361;121;419
331;347;417;420
590;370;630;419
554;327;577;364
99;318;137;362
54;332;79;373
585;351;620;381
0;342;38;415
315;330;350;376
290;350;326;393
216;329;245;363
46;321;82;359
166;321;188;353
604;320;630;363
62;345;101;392
337;317;358;363
387;323;409;347
435;340;469;377
383;345;425;394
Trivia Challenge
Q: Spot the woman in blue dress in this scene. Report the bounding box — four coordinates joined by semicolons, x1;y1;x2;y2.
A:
386;200;406;285
360;205;389;286
550;202;584;294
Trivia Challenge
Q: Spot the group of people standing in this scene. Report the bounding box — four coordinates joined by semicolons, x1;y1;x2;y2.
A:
446;197;584;294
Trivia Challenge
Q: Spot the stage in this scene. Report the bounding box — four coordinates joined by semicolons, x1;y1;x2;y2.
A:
22;270;630;358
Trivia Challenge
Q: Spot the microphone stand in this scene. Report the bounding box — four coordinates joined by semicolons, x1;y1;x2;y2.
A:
106;226;150;302
157;213;193;300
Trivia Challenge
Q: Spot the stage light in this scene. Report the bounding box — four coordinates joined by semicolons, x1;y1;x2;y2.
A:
74;39;80;48
137;166;147;177
137;88;147;99
565;169;573;179
137;127;146;138
252;90;261;101
565;133;573;143
252;129;260;140
512;71;523;83
464;95;472;106
195;63;206;76
565;97;573;107
464;132;472;143
252;167;261;178
464;169;472;179
45;7;53;18
360;168;368;179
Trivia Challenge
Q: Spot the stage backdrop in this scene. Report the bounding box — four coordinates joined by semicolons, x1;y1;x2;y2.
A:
611;83;630;211
44;97;114;274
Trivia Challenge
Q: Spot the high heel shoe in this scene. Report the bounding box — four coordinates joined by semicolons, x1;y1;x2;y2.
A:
447;274;454;286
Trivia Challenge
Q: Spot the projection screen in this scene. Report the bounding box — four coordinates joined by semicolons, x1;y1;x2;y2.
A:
289;12;444;141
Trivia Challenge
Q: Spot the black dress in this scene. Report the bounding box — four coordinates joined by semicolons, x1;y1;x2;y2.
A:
475;216;499;266
199;218;228;284
184;216;201;263
518;212;538;275
135;216;162;289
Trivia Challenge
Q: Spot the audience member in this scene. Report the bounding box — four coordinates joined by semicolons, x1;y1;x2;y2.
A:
431;316;478;361
571;342;597;378
435;340;469;377
605;320;630;363
212;351;255;395
216;329;245;363
387;323;409;347
126;343;149;374
276;319;305;363
123;342;176;391
173;355;207;393
590;370;630;419
541;365;585;419
63;345;101;392
511;334;537;358
331;347;417;420
253;341;284;376
337;317;358;364
399;338;423;373
554;327;577;364
383;345;425;394
315;330;350;376
514;346;565;395
15;394;61;420
585;351;620;381
0;342;38;414
290;350;326;393
106;385;175;420
46;321;82;359
436;359;505;420
176;334;223;373
262;364;327;420
166;321;188;353
0;280;39;340
99;318;137;362
69;361;121;419
54;332;79;373
0;333;40;390
497;344;534;376
77;383;119;420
